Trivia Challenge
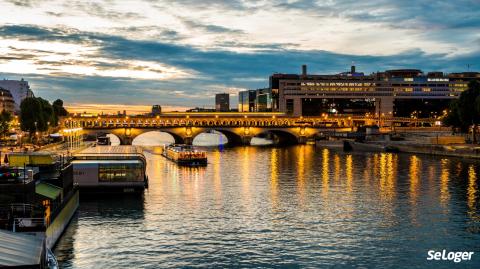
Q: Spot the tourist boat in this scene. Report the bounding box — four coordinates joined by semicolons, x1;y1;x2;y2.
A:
162;144;207;166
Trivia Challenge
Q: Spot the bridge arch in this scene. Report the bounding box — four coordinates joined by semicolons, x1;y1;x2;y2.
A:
255;129;299;145
192;129;243;146
131;131;176;146
85;131;121;145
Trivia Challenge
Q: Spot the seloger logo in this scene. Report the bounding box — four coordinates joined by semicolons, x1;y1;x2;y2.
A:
427;250;474;263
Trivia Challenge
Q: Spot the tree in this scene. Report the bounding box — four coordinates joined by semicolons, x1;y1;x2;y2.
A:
52;99;68;126
0;110;12;140
443;80;480;140
20;97;56;136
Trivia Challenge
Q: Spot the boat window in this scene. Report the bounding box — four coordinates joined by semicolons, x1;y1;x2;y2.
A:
98;163;144;182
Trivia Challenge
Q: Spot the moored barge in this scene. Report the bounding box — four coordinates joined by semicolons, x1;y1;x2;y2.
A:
71;146;148;193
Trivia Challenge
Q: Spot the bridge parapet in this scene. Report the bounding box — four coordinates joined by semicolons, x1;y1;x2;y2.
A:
60;113;439;145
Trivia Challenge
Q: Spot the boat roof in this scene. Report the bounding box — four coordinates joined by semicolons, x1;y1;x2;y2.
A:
72;159;143;164
74;146;146;163
0;230;44;267
78;146;143;155
167;144;205;152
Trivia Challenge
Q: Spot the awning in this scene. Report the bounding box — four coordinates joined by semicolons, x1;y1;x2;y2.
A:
0;230;44;267
36;182;62;200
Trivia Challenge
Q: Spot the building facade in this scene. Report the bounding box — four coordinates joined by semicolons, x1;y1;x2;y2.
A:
215;93;230;112
0;88;16;114
238;90;256;112
270;66;479;117
238;88;273;112
0;79;34;112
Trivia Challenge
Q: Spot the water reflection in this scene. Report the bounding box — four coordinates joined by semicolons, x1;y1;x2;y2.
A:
468;165;478;222
440;159;450;209
55;146;480;268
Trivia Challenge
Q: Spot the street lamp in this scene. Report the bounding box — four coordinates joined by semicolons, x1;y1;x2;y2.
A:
34;121;38;145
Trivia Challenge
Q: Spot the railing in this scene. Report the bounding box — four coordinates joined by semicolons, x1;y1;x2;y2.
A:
13;217;46;232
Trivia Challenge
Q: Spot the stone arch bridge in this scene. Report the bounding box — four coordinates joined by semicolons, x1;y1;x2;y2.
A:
61;113;436;145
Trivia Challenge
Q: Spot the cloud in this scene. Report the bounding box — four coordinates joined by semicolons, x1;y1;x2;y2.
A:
0;0;479;110
179;18;244;34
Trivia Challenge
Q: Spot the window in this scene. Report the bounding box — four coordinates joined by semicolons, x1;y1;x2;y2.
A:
98;163;144;182
286;99;294;115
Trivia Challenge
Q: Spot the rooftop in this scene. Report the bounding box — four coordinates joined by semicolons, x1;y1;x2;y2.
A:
0;230;44;267
77;145;143;155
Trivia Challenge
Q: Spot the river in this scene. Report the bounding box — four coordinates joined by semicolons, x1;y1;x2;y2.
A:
54;145;480;268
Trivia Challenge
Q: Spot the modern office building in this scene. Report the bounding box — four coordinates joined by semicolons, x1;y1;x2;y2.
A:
238;88;273;112
0;88;16;114
238;90;256;112
255;88;273;112
0;79;34;111
215;93;230;112
269;65;479;117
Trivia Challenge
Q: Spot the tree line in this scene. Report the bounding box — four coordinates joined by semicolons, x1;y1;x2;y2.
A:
19;98;68;135
443;80;480;140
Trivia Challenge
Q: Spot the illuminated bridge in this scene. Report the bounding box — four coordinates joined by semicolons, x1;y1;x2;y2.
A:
61;112;438;145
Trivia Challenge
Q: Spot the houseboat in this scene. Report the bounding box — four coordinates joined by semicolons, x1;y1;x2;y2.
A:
72;146;148;193
0;151;79;265
162;144;207;166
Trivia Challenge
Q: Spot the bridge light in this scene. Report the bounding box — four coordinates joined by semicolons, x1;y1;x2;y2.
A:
272;115;275;119
126;116;129;120
156;115;160;119
244;115;247;118
215;115;219;119
186;115;190;119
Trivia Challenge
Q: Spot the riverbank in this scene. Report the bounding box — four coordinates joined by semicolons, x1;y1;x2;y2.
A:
316;132;480;159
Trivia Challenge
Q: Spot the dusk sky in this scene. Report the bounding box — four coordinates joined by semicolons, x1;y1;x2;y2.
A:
1;0;479;113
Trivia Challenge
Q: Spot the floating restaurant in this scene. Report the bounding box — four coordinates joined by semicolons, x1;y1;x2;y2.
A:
72;146;148;193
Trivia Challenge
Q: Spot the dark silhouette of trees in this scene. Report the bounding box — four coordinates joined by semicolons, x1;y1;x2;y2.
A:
443;80;480;141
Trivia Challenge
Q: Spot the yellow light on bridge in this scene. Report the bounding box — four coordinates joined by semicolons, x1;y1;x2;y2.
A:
62;127;83;133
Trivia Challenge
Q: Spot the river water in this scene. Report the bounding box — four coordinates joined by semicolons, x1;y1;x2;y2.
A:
54;145;480;268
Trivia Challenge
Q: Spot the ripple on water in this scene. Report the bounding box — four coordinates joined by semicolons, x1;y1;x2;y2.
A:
55;147;480;268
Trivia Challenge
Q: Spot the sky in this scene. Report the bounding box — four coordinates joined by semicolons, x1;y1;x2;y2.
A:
0;0;479;113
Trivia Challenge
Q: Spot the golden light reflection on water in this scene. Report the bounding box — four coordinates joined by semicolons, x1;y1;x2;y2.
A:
322;148;330;197
212;150;222;203
467;165;478;220
57;146;480;268
297;145;306;205
378;153;397;201
334;154;340;182
345;154;353;193
363;155;371;184
409;155;421;205
270;148;279;208
440;159;450;208
409;155;421;225
241;147;251;202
